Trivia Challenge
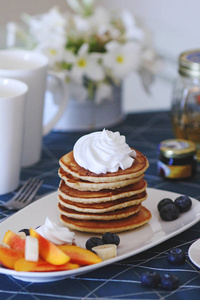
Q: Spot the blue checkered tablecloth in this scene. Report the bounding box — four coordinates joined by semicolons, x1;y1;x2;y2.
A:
0;111;200;300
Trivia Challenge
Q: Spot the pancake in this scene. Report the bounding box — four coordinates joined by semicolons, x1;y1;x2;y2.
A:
58;202;141;220
58;168;144;191
58;191;147;213
60;206;152;233
58;179;147;203
58;133;151;234
59;149;149;183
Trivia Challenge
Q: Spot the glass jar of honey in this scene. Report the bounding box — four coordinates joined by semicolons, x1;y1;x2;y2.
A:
171;49;200;160
157;139;197;179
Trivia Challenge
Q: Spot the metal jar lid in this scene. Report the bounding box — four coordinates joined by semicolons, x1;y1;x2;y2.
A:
159;139;197;159
179;49;200;78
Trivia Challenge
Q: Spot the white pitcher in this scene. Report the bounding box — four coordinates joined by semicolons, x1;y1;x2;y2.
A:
0;49;68;167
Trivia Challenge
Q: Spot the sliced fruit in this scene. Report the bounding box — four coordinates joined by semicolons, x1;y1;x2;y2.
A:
0;242;10;248
92;244;117;260
14;257;79;272
25;236;39;262
18;228;30;236
58;245;102;265
17;232;26;239
29;228;70;265
0;245;24;269
3;230;25;251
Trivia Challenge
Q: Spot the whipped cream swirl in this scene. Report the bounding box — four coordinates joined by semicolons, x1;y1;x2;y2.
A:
73;129;136;174
36;217;75;245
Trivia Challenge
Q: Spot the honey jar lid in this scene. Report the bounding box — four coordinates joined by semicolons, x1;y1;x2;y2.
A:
159;139;197;158
179;49;200;78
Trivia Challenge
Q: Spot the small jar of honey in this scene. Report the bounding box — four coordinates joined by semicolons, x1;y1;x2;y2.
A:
157;139;197;179
171;49;200;160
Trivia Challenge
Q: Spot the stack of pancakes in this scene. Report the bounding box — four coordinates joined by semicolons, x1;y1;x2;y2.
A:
58;149;151;233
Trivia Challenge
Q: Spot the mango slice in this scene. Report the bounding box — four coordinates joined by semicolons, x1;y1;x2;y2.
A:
3;230;25;251
29;228;70;265
58;245;102;265
14;257;79;272
0;246;24;269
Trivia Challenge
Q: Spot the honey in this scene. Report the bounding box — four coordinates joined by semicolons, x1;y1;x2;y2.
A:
157;139;197;179
171;114;200;160
171;49;200;160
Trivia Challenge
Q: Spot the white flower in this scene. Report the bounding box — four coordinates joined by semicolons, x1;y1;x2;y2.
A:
34;38;66;67
121;10;144;41
89;7;111;33
89;7;120;39
103;41;141;80
95;83;113;104
24;7;67;44
6;2;161;97
69;43;105;83
64;49;76;64
141;48;163;74
73;15;90;33
66;0;96;15
22;8;67;67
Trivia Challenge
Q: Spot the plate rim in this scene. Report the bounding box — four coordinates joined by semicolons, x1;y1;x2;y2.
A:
0;187;200;282
188;238;200;268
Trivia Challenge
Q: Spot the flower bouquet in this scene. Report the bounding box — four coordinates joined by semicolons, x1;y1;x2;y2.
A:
7;0;161;105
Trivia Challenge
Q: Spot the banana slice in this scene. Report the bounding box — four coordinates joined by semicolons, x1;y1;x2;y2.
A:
25;236;39;262
92;244;117;261
17;232;26;239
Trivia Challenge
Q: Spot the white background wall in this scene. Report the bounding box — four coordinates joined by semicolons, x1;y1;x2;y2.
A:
0;0;199;113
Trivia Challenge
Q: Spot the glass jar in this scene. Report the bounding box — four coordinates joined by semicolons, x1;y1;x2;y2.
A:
171;49;200;160
157;139;197;179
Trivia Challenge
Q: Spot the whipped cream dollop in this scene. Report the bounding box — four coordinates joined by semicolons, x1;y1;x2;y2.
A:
36;217;75;245
73;129;136;174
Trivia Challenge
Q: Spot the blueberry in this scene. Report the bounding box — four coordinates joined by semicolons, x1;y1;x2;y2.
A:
174;195;192;213
157;198;173;212
85;237;104;251
141;271;161;288
160;274;179;290
167;248;186;265
102;232;120;246
159;204;180;221
18;228;30;236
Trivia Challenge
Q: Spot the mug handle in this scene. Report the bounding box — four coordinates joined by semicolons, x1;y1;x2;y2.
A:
42;72;68;136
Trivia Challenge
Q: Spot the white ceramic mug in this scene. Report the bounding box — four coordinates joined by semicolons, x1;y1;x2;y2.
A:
0;77;28;194
0;49;67;167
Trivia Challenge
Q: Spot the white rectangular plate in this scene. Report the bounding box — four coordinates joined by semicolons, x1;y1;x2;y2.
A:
0;188;200;282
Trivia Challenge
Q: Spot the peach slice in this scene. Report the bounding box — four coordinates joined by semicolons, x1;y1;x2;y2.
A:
14;258;79;272
3;230;25;251
0;246;24;269
58;245;102;265
29;228;70;265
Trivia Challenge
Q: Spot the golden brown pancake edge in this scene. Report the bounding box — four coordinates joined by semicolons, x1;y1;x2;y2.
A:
58;202;141;220
59;149;149;183
58;191;147;213
58;168;144;191
59;206;152;233
58;178;147;203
